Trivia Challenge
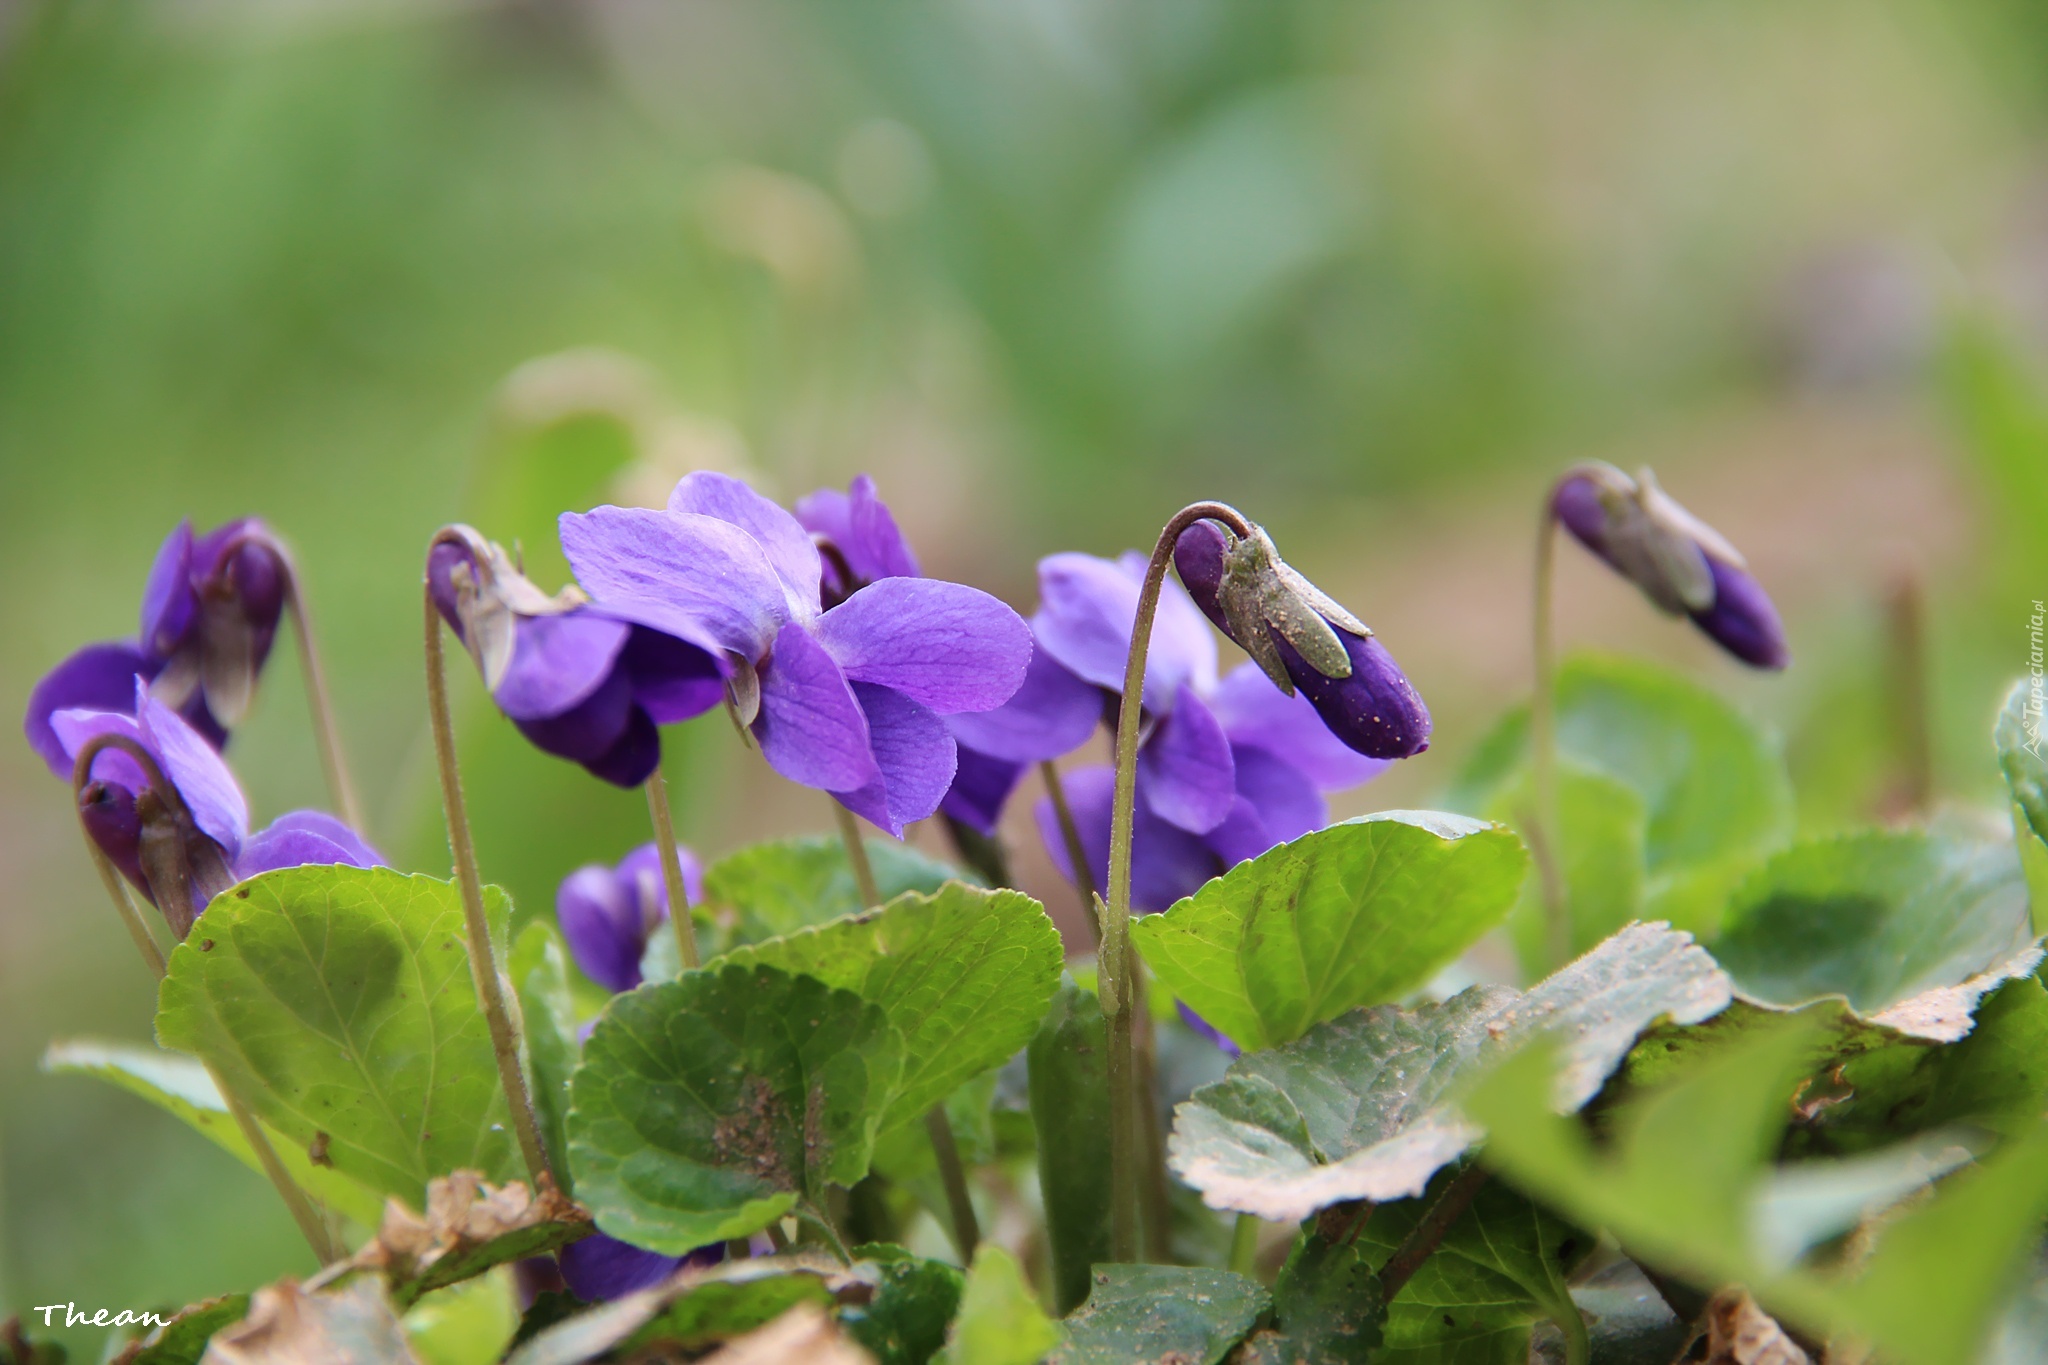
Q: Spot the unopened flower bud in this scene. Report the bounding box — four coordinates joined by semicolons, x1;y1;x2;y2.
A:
1174;518;1430;759
1551;463;1788;669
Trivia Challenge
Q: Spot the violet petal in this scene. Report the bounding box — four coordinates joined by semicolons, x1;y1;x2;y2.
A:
667;471;823;618
491;612;632;722
1032;552;1215;709
235;813;387;881
1136;686;1236;835
140;520;197;657
557;864;645;994
834;682;957;837
1691;557;1790;670
617;626;727;725
558;1232;687;1302
24;643;160;777
1279;631;1432;761
559;505;787;659
1033;764;1218;914
136;683;249;854
940;746;1026;836
812;577;1031;715
1227;744;1325;847
751;622;878;793
509;667;635;768
942;644;1102;764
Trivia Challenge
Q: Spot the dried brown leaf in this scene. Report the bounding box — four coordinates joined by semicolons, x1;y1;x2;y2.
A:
1703;1289;1812;1365
334;1170;591;1308
201;1278;417;1365
696;1302;874;1365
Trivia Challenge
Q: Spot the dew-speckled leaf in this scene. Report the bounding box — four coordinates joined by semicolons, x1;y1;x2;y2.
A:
1028;981;1113;1316
1132;811;1529;1052
42;1038;386;1228
1170;923;1729;1220
935;1245;1061;1365
1713;830;2040;1040
1357;1174;1594;1364
1050;1266;1269;1365
715;884;1060;1128
1265;1228;1387;1363
567;963;902;1253
510;921;580;1190
841;1245;964;1365
698;836;972;952
1450;653;1793;937
154;866;521;1205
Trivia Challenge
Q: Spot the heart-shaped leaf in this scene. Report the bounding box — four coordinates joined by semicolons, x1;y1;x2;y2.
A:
840;1245;964;1365
1132;811;1529;1052
155;866;522;1205
1169;923;1729;1221
936;1246;1061;1365
1050;1266;1269;1365
1713;830;2040;1041
713;883;1059;1128
567;963;903;1253
695;836;972;953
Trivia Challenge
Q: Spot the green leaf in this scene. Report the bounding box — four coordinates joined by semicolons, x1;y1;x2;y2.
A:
936;1245;1061;1365
1996;680;2048;929
1133;811;1530;1052
1356;1175;1592;1365
107;1294;251;1365
717;883;1061;1129
1170;923;1729;1220
567;963;904;1253
402;1272;519;1365
1492;766;1648;978
1468;1021;2048;1365
1050;1266;1269;1365
1264;1228;1387;1364
41;1037;387;1228
153;866;522;1205
841;1245;965;1365
696;836;972;954
1713;830;2040;1040
1028;981;1114;1316
1451;652;1794;939
510;922;580;1192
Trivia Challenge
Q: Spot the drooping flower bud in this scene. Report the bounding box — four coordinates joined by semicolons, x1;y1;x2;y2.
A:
429;527;726;788
1550;463;1788;669
555;842;703;994
1173;519;1431;759
143;519;291;730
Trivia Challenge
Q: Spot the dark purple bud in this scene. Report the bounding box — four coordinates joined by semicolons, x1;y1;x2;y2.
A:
1174;519;1430;760
141;519;292;730
558;1232;721;1302
557;842;702;993
78;780;150;903
1550;463;1787;670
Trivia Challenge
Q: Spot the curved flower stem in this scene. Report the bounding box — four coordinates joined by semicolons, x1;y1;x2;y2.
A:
1039;761;1100;948
644;770;699;971
1228;1213;1260;1277
283;571;364;833
1104;501;1255;1263
69;746;337;1265
923;1108;981;1260
832;803;883;909
423;586;553;1188
1530;506;1570;971
797;1201;853;1265
831;799;983;1259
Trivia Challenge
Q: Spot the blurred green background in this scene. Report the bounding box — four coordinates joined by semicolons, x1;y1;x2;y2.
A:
4;0;2048;1343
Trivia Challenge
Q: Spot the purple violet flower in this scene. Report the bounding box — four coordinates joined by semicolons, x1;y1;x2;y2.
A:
23;518;295;774
556;842;703;994
558;1232;722;1303
794;474;922;609
429;529;727;788
1173;521;1431;760
1549;463;1789;669
49;679;383;934
1025;551;1390;911
559;472;1033;836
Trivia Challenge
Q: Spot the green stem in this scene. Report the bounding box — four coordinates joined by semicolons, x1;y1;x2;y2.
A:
1886;567;1933;817
69;754;337;1264
1229;1213;1260;1277
833;802;882;909
1378;1165;1489;1300
923;1107;981;1261
1103;501;1256;1263
283;568;365;833
1530;507;1569;971
423;583;553;1189
798;1201;854;1265
1040;760;1101;948
1559;1296;1591;1365
645;769;699;971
